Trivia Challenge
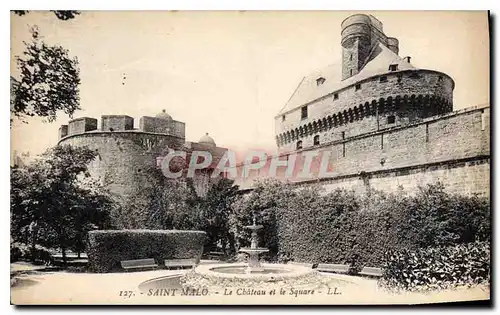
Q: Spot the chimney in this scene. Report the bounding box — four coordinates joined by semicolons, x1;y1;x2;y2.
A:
403;56;411;63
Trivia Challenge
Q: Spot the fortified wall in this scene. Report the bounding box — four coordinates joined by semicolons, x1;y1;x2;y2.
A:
235;105;490;198
58;110;227;202
236;14;490;198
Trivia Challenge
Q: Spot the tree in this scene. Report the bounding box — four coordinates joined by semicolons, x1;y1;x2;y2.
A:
10;144;114;264
11;11;81;123
198;178;239;255
230;179;294;258
11;26;81;123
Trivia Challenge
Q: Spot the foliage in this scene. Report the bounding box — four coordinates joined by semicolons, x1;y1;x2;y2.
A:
230;179;294;258
13;10;81;20
10;144;114;264
86;230;206;273
230;180;490;274
10;242;54;265
113;167;240;256
379;242;490;291
197;178;240;254
11;26;80;122
112;167;201;230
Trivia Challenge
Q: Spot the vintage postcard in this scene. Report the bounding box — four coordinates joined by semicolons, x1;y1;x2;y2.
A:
10;10;490;305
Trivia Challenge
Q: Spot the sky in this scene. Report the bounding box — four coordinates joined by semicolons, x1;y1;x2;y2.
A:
10;10;490;157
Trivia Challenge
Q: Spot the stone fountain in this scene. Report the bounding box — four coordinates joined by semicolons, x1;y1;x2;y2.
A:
138;215;353;294
238;215;269;273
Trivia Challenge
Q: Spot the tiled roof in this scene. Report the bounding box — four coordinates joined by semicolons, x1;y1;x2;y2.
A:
277;43;415;116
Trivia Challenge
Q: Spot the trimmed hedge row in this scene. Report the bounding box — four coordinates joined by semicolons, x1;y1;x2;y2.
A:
379;241;490;291
232;180;490;278
87;230;206;273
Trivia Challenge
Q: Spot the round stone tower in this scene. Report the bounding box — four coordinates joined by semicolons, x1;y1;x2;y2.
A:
341;14;373;80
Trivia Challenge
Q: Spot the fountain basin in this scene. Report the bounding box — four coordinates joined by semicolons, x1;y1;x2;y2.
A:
190;263;314;281
239;248;269;254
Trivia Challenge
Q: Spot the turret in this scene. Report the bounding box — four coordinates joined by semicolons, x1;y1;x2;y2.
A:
341;14;373;80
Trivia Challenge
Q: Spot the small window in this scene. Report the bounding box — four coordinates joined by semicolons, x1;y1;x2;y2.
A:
350;54;353;61
350;69;353;76
282;115;286;122
333;93;339;100
341;131;345;139
301;106;308;120
397;74;403;83
316;77;326;86
313;135;320;146
387;115;396;124
389;64;398;72
296;140;303;150
438;76;443;82
355;84;361;91
380;76;387;83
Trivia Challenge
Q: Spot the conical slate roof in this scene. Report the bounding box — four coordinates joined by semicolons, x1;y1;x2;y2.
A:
277;43;416;116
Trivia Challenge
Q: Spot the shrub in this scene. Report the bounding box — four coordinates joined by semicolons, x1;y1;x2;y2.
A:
10;242;54;265
379;241;490;291
232;181;490;272
86;229;206;273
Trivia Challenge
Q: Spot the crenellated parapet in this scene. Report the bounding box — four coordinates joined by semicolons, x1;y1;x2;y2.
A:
276;93;452;149
59;110;186;141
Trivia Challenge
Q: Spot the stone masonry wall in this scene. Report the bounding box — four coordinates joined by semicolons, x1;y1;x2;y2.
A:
59;132;186;201
317;158;490;198
276;70;454;152
277;70;453;131
237;106;490;198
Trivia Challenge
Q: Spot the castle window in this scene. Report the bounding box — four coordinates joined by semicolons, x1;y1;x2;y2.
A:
380;76;388;83
282;115;286;122
313;135;320;146
341;131;345;139
387;115;396;124
397;74;403;83
296;140;303;150
350;69;353;76
355;84;361;91
389;64;398;72
333;93;339;100
316;77;326;86
350;54;353;61
438;76;443;82
301;106;308;120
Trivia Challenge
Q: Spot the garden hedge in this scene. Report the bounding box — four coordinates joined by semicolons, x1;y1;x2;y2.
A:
233;180;490;276
87;229;206;273
379;241;490;291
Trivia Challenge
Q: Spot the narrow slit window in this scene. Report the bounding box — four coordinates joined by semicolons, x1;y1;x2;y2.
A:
313;135;320;146
296;140;303;150
301;106;308;119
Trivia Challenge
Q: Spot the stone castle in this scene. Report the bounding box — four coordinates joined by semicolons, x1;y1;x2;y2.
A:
58;110;227;200
58;14;490;200
234;14;490;198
